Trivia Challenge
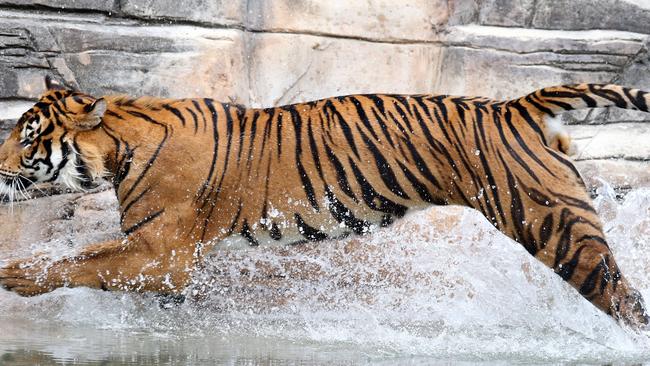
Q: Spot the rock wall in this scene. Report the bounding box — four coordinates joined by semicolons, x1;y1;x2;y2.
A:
0;1;649;250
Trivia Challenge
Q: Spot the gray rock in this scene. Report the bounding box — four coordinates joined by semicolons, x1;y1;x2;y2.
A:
532;0;650;34
478;0;535;27
436;25;647;99
446;0;480;26
120;0;244;26
0;0;116;12
0;12;249;102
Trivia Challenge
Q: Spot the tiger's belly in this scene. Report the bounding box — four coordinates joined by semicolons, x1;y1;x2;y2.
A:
215;203;427;250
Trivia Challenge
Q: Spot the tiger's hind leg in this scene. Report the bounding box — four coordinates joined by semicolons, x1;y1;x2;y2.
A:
461;151;648;327
509;178;643;326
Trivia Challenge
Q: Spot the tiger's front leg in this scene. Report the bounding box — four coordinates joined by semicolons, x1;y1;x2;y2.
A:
0;236;198;296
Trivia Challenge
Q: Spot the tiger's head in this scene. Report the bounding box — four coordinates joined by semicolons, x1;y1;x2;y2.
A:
0;76;107;201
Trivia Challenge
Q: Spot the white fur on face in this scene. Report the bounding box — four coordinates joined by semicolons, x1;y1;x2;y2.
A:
53;148;86;192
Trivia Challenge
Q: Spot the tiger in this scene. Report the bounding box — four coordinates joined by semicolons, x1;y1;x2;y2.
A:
0;75;648;328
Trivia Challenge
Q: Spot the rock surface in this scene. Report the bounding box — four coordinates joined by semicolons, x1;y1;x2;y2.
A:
0;1;648;253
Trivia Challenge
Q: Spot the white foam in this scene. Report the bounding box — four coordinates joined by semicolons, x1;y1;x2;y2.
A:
1;186;650;363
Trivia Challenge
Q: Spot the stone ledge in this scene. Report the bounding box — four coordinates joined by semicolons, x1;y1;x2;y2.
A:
568;123;650;161
248;33;442;107
434;25;648;100
247;0;442;42
442;25;647;55
0;13;249;101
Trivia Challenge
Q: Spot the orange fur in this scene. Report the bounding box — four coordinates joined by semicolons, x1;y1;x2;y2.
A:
0;80;648;328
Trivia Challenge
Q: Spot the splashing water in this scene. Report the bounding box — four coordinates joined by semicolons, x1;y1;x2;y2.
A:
1;185;650;364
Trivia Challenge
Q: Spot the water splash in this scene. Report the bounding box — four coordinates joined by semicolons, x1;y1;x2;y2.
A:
1;187;650;364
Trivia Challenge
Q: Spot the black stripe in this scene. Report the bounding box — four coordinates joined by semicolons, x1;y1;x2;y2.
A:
270;222;282;241
120;186;151;224
348;157;408;217
287;106;319;211
196;99;220;200
399;126;443;192
370;107;395;147
307;116;325;181
553;216;586;269
322;136;357;202
191;100;207;133
579;257;608;295
545;148;585;187
350;96;379;140
623;88;648;111
588;85;627;108
356;126;410;199
240;220;260;246
511;103;548;145
556;244;587;281
503;108;557;178
325;186;372;235
391;97;415;133
325;100;360;158
236;111;247;165
493;109;541;184
564;87;597;108
294;213;328;241
260;108;275;156
246;111;260;168
500;154;528;250
472;111;501;226
550;191;597;213
276;110;284;157
226;201;243;236
124;209;164;236
113;143;134;189
162;104;186;127
539;213;554;249
185;106;199;133
206;104;236;205
526;95;555;116
122;110;169;204
396;161;438;204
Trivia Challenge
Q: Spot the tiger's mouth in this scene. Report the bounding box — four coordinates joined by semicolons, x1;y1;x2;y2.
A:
0;170;35;203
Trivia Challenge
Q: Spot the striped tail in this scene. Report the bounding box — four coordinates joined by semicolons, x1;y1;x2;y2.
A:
511;83;650;154
515;83;650;116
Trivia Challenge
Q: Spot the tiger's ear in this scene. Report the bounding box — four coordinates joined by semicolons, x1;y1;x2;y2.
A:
70;98;107;130
45;75;65;91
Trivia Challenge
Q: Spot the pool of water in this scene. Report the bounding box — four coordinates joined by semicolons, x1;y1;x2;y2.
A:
1;184;650;365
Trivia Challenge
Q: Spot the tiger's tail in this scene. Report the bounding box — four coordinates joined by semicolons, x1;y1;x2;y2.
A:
510;83;650;154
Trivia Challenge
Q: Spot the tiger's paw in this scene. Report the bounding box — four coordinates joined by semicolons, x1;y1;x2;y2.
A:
0;256;58;296
614;288;650;331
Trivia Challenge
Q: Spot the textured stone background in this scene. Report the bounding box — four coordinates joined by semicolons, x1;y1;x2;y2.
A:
0;0;649;249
